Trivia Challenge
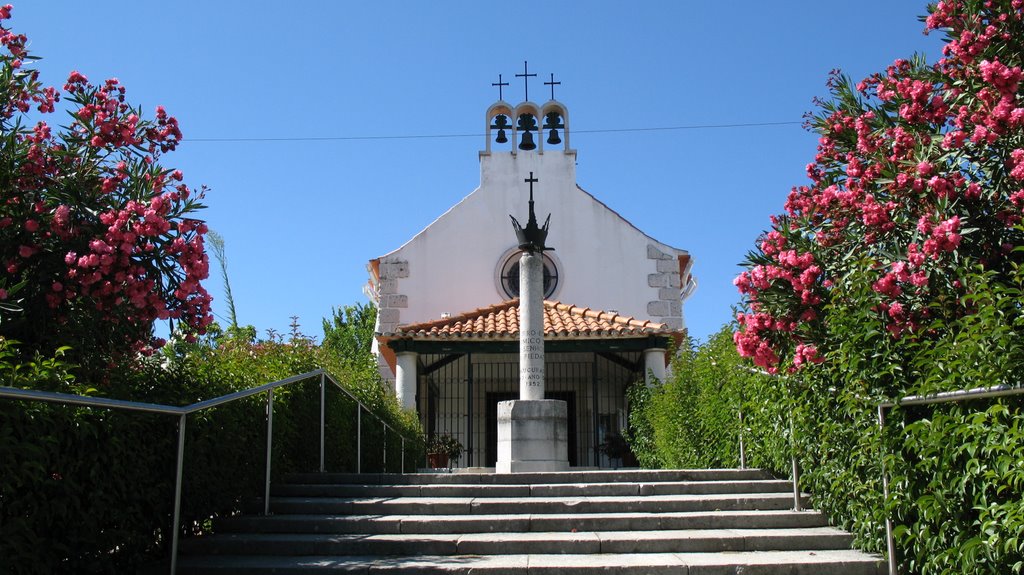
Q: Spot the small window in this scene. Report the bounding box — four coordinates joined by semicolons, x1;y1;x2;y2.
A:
499;251;559;299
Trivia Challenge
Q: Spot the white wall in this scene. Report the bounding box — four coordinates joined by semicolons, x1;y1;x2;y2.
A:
372;148;688;345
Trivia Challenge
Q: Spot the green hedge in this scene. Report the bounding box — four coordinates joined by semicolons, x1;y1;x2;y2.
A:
0;336;422;574
628;273;1024;574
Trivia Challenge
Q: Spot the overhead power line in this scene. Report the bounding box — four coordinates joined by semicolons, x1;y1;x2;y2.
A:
184;120;801;143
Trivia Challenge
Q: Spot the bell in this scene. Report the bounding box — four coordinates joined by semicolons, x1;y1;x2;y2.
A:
519;130;536;150
543;111;564;146
491;114;511;145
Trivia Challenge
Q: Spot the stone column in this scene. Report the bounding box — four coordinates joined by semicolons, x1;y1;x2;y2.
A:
395;351;418;411
519;251;545;400
496;249;568;473
498;170;567;473
643;347;667;387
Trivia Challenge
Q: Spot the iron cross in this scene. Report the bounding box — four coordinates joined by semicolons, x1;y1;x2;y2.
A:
515;61;537;101
492;73;509;101
544;73;561;101
524;171;538;201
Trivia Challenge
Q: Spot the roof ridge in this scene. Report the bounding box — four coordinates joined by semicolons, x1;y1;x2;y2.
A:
392;298;673;339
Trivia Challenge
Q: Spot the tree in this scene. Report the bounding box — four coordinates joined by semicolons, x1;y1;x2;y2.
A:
321;303;377;372
206;230;238;329
0;5;212;368
735;0;1024;374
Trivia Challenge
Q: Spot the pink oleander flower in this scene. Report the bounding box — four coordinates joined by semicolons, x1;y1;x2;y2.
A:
1010;149;1024;180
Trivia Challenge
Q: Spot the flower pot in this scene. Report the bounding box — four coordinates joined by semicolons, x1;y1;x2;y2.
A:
427;452;449;469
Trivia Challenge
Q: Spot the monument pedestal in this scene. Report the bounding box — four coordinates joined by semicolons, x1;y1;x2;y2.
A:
496;399;569;474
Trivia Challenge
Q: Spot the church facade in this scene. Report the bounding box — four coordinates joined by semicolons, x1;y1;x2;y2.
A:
366;79;695;468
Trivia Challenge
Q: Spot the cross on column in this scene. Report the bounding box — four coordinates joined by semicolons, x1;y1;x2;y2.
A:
524;171;538;201
515;61;537;101
492;73;509;101
543;73;561;101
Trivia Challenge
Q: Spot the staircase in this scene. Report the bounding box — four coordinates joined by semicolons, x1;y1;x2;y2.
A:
177;468;884;574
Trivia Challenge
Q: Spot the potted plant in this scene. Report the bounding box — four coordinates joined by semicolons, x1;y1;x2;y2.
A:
599;431;630;468
426;434;463;470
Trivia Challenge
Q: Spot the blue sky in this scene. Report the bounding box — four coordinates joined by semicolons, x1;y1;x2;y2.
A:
13;2;944;343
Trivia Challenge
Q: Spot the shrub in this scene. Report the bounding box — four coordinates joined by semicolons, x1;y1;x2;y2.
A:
1;320;422;575
728;1;1024;571
0;4;212;374
627;328;747;468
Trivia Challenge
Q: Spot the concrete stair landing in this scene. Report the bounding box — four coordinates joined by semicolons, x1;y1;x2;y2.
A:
177;469;884;574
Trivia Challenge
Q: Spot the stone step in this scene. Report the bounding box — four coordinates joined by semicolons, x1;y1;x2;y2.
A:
216;509;829;535
270;479;793;499
267;492;803;516
180;527;854;557
283;468;773;486
177;550;885;574
181;468;877;574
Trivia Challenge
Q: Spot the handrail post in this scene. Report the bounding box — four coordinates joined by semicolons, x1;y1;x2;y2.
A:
170;413;186;575
738;408;746;470
383;423;388;473
401;437;406;475
790;412;801;511
264;389;274;516
319;373;325;473
879;404;898;575
357;403;362;475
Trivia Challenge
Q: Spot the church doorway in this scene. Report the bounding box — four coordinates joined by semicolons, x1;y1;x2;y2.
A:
415;349;642;469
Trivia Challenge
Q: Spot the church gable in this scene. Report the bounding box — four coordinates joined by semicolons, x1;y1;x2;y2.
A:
367;81;695;379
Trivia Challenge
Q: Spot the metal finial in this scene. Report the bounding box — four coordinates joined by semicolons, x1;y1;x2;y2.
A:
543;73;561;101
515;61;537;102
509;171;551;252
492;73;509;101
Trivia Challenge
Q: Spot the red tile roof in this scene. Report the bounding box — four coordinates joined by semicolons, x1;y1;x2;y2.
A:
388;299;673;340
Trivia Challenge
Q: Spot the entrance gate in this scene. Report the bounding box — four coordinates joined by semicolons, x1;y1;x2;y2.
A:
418;351;640;468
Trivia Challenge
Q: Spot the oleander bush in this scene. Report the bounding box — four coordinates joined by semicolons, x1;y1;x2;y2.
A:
0;5;421;572
629;1;1024;572
726;0;1024;572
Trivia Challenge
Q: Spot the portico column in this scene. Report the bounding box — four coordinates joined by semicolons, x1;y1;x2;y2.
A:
643;347;667;386
395;351;418;411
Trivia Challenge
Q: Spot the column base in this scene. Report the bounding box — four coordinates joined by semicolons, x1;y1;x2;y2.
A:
495;399;569;474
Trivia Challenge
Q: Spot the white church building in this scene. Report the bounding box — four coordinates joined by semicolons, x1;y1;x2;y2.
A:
366;76;695;469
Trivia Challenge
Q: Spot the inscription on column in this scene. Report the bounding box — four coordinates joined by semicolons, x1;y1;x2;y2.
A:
521;328;544;386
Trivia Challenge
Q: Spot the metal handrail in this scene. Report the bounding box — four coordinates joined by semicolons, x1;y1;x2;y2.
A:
0;367;421;574
876;383;1024;575
741;362;1019;572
